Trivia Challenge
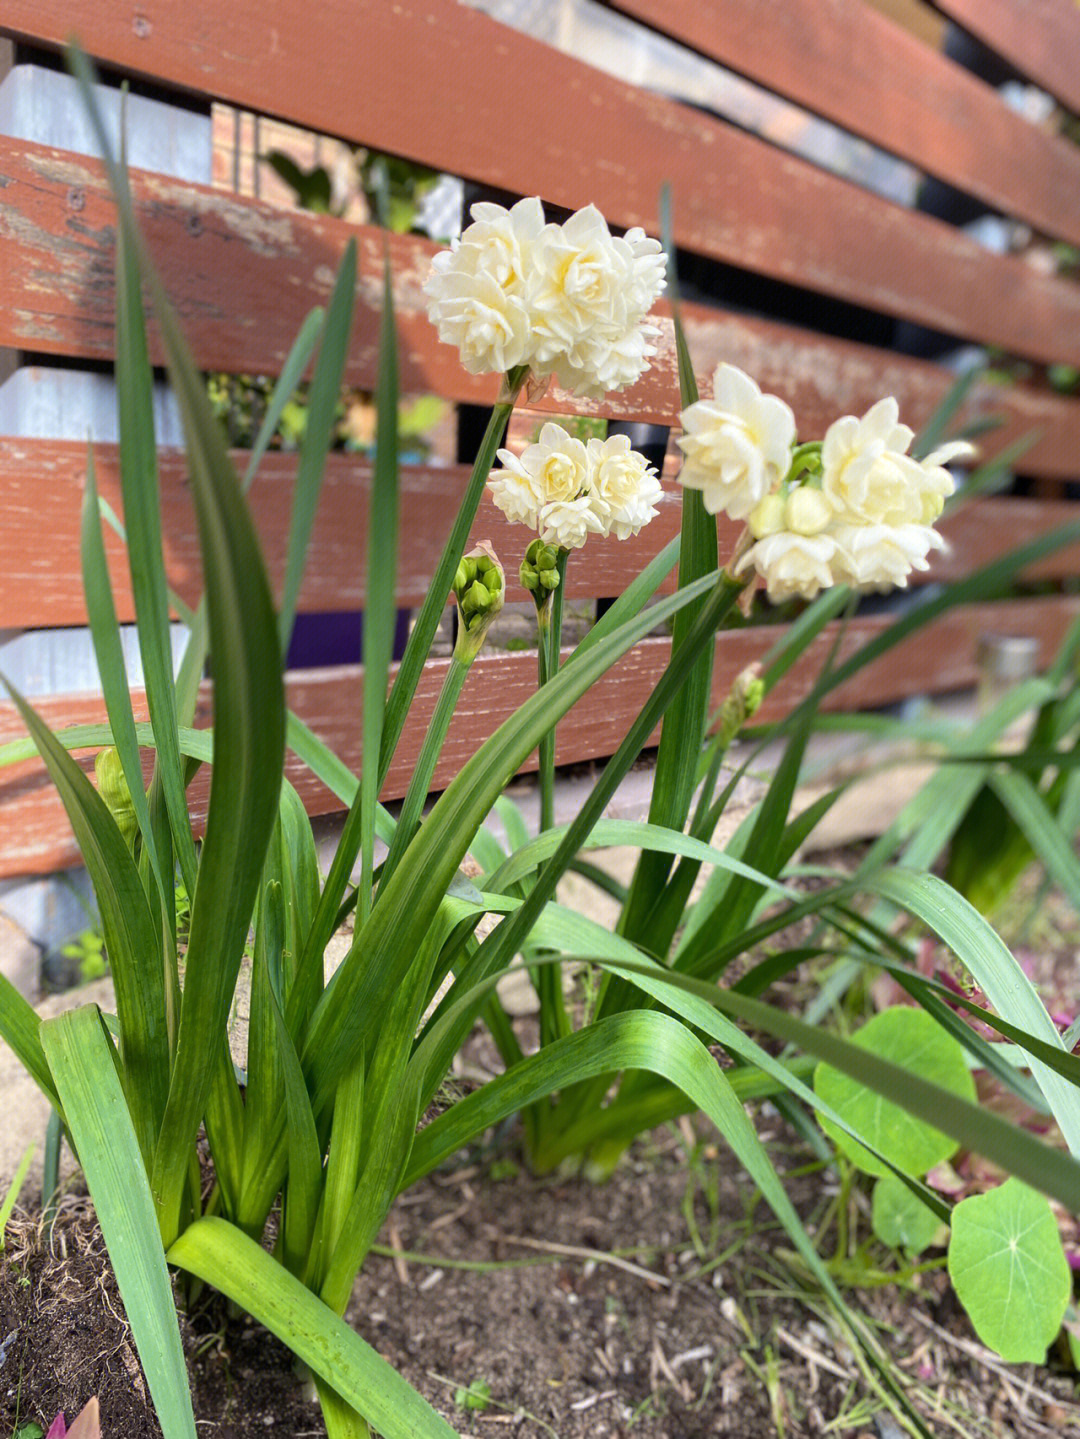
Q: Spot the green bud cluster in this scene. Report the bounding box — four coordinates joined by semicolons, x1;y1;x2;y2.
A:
716;664;765;748
519;538;561;595
95;745;139;850
453;552;504;634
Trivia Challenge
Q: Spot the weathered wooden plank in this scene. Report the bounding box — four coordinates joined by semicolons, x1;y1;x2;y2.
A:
1;432;1077;628
606;0;1080;248
931;0;1080;115
2;8;1080;363
0;440;685;625
2;595;1077;876
3;139;1080;477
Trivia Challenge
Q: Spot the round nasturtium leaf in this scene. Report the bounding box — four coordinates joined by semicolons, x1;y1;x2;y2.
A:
871;1172;945;1254
813;1006;977;1178
948;1178;1070;1363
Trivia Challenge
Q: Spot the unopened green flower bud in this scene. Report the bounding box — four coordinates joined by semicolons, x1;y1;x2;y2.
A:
716;663;765;748
520;561;541;592
526;538;545;565
95;746;138;851
466;579;491;613
454;542;505;661
538;568;559;590
538;545;558;571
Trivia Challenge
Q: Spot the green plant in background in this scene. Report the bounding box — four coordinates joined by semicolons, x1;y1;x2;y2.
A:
2;55;1080;1439
57;929;107;985
813;1007;1071;1359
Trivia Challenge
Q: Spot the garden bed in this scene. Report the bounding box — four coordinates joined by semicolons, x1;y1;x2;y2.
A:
4;1111;1080;1439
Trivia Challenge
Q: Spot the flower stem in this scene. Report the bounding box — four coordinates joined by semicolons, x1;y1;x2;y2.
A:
380;653;472;889
379;366;526;783
535;548;569;833
534;548;571;1055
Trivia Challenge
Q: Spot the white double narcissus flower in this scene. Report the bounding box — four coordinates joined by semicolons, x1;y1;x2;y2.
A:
487;422;661;551
424;198;666;397
676;363;797;520
424;198;545;377
676;371;969;601
586;433;664;540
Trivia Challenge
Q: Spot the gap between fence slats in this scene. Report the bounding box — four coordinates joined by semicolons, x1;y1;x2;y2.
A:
2;140;1080;476
930;0;1080;115
605;0;1080;248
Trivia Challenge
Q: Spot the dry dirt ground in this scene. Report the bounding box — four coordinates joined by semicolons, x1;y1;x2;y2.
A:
3;790;1080;1437
3;1096;1080;1439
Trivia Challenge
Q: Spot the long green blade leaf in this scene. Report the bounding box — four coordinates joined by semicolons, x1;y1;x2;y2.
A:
81;448;167;906
278;245;356;657
109;100;197;901
2;673;167;1160
359;260;400;924
302;570;729;1111
168;1217;458;1438
42;1007;195;1439
867;869;1080;1156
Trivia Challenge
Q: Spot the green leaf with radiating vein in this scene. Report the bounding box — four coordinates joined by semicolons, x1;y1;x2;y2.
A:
2;673;167;1161
814;1007;976;1177
278;246;356;658
168;1217;458;1438
949;1179;1070;1362
81;448;167;906
867;869;1080;1157
42;1007;195;1439
698;983;1080;1212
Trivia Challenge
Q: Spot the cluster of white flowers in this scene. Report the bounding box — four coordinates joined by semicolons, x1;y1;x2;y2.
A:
677;367;970;601
488;422;663;550
424;198;666;398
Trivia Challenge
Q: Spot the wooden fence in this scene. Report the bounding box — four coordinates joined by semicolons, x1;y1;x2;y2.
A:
1;0;1079;875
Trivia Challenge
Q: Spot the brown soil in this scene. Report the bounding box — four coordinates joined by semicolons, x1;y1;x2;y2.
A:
4;862;1080;1438
3;1116;1080;1439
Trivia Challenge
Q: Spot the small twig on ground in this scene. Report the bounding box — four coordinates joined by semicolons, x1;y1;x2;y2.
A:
489;1231;671;1286
910;1312;1080;1417
774;1324;851;1381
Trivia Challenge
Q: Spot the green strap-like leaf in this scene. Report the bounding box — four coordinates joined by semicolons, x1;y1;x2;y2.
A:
867;868;1080;1157
0;972;57;1111
41;1007;195;1439
81;450;167;907
109;106;197;902
168;1217;458;1438
2;673;167;1161
358;260;400;926
301;570;730;1113
278;245;356;658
